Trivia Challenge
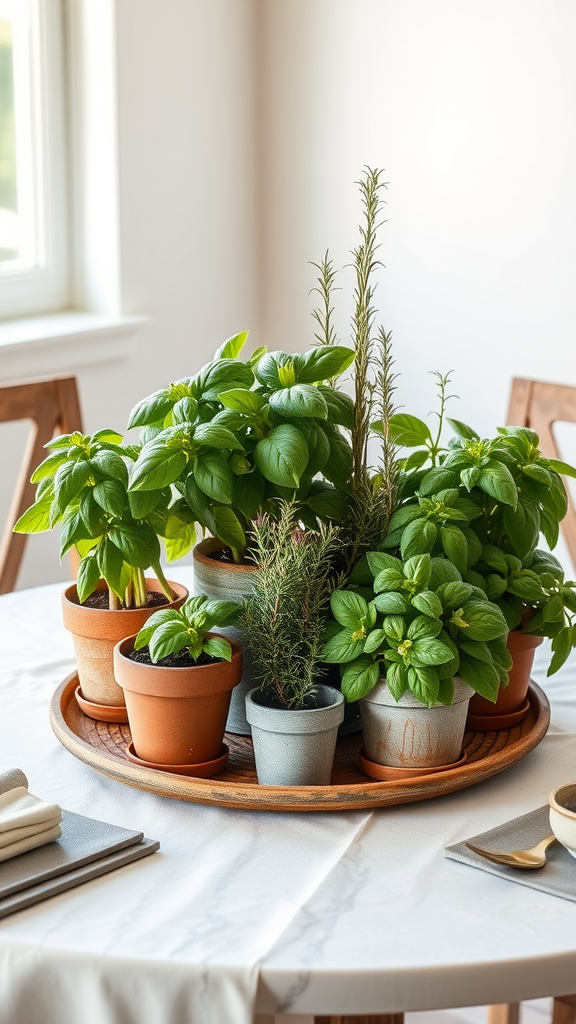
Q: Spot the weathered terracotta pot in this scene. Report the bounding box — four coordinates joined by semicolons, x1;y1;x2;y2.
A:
114;633;242;766
467;629;544;729
193;537;257;735
62;579;188;711
360;676;474;769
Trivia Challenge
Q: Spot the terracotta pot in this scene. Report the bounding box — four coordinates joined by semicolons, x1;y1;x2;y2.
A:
193;537;257;735
360;676;474;769
114;633;242;765
467;629;544;729
62;579;188;710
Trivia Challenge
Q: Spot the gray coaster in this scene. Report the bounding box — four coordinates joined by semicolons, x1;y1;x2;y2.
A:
445;805;576;902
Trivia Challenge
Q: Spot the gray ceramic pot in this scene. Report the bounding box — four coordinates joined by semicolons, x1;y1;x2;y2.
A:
193;538;257;735
360;676;474;768
245;684;345;786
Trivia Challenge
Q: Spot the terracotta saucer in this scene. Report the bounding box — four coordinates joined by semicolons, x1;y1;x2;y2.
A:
466;697;530;732
75;685;129;724
358;747;468;782
125;742;230;778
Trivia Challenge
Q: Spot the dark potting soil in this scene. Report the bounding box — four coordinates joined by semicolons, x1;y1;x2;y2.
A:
81;590;169;610
126;647;222;669
252;689;328;712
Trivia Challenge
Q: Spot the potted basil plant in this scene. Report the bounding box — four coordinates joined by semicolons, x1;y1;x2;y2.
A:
322;550;510;777
115;595;241;775
13;429;187;720
241;503;345;786
381;377;576;726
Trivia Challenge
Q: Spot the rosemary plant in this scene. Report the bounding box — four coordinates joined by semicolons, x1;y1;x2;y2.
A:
241;502;342;709
310;167;400;572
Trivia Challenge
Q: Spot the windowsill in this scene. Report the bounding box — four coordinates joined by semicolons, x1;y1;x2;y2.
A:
0;310;147;382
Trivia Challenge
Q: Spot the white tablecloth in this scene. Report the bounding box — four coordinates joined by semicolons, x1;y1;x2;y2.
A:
2;570;576;1023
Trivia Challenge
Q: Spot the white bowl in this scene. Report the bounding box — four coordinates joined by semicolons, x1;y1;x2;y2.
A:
549;783;576;859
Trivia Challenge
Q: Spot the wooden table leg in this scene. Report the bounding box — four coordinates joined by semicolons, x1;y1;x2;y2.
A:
553;996;576;1024
314;1015;404;1024
487;1005;520;1024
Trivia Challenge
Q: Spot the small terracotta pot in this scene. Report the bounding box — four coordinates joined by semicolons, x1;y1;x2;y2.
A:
114;633;242;765
62;579;188;709
193;537;257;735
467;629;543;728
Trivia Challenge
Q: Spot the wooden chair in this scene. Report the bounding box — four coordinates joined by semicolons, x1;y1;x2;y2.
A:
0;376;83;594
507;377;576;568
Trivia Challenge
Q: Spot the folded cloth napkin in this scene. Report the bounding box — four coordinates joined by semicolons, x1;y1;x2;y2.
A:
0;766;28;795
0;787;62;863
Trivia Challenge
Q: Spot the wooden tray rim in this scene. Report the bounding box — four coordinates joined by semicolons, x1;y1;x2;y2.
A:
50;673;550;812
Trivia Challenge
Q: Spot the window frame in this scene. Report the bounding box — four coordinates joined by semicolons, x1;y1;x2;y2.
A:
0;0;69;320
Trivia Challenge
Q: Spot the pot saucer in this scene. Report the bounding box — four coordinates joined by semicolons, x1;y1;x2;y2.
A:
358;747;467;782
125;742;229;778
466;697;530;732
75;685;129;723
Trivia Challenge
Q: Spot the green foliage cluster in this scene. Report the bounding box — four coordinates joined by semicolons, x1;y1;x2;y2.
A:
127;331;355;562
13;429;174;608
241;502;342;709
134;595;239;664
384;385;576;675
323;552;510;707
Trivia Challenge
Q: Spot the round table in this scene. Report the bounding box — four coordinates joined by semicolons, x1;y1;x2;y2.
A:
1;572;576;1024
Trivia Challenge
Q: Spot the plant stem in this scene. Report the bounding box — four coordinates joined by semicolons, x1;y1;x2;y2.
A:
310;251;339;355
152;562;175;602
133;569;148;608
109;588;120;610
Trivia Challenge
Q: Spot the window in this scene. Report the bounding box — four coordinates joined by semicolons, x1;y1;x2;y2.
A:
0;0;68;320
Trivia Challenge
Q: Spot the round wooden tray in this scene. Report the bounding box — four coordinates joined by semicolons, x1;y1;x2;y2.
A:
50;673;550;812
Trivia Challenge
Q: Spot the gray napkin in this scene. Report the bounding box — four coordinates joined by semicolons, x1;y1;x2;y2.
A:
0;766;28;795
445;805;576;902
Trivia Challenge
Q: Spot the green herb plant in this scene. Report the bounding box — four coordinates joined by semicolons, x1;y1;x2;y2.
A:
322;551;510;706
134;595;240;664
381;375;576;674
13;429;175;609
127;331;355;563
241;501;342;709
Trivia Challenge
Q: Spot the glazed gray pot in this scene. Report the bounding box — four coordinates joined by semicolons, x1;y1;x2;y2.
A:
360;676;474;768
193;537;257;735
245;684;345;786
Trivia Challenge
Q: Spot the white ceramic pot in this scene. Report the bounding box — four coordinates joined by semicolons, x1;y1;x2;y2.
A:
360;676;474;768
245;684;345;786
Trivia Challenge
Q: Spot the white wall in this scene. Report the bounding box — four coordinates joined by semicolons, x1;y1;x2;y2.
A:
5;0;576;587
258;0;576;439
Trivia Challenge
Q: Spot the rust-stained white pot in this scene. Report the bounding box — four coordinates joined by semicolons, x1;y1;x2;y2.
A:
360;676;474;768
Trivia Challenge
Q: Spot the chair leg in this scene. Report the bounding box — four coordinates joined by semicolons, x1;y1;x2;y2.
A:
553;996;576;1024
314;1016;404;1024
487;1005;520;1024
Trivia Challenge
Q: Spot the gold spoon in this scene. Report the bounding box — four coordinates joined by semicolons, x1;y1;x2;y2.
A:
465;834;557;869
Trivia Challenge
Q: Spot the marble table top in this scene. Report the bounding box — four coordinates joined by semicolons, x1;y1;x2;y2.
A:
2;569;576;1024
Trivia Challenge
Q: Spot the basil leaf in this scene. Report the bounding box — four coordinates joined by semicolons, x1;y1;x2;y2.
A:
218;388;265;416
53;460;91;513
254;424;309;488
297;345;355;383
127;390;173;430
388;413;431;447
213;330;249;360
76;554;101;604
407;615;442;641
441;523;468;575
400;518;437;560
194;453;234;504
410;638;453;666
341;657;380;701
373;592;410;614
322;629;365;664
330;590;369;629
411;590;443;617
93;479;126;518
109;523;159;569
477;463;518;509
193;423;244;450
269;384;328;419
203;637;233;662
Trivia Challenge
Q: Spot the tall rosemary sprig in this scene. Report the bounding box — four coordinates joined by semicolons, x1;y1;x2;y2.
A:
310;251;340;350
344;168;398;568
241;502;342;709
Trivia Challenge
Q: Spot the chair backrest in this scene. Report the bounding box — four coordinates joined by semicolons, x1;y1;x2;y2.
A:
0;377;83;594
507;377;576;569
